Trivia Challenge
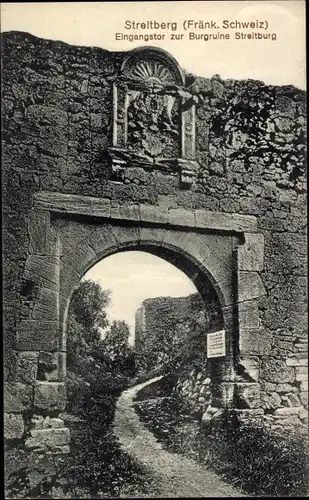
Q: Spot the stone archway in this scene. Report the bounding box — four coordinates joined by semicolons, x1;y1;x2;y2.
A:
15;190;266;451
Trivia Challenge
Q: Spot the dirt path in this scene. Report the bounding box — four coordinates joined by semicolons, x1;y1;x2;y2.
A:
113;377;246;498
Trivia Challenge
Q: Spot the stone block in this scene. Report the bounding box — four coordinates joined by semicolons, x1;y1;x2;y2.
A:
300;391;308;406
237;357;260;381
299;407;308;423
16;351;39;384
282;393;301;407
232;408;264;426
238;271;266;302
239;328;272;356
211;382;235;407
235;383;261;409
4;383;33;412
32;287;59;321
34;382;66;411
296;373;307;382
110;225;140;248
274;407;303;416
261;358;295;383
4;413;25;439
88;224;119;256
38;351;59;381
261;391;282;410
238;300;259;330
286;358;308;366
300;381;308;391
25;427;70;451
16;320;58;351
139;226;164;246
237;233;264;271
39;351;58;369
117;204;141;222
58;352;66;381
140;204;168;224
49;418;65;429
28;209;50;254
168;208;195;227
194;210;257;232
23;255;59;292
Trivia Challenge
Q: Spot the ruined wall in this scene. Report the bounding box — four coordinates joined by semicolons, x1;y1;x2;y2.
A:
2;30;307;443
135;293;209;372
135;293;220;415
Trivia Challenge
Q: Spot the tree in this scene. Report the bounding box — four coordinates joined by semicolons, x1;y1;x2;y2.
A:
103;320;135;376
69;280;111;345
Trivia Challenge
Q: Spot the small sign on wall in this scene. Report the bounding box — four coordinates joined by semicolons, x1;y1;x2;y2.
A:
207;330;226;358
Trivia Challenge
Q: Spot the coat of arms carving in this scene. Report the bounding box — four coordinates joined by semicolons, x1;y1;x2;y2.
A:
105;47;198;188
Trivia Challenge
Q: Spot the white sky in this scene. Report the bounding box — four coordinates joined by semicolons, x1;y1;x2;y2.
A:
84;251;197;342
1;1;306;89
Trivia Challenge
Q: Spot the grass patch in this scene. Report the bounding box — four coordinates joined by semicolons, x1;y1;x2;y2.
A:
135;394;309;497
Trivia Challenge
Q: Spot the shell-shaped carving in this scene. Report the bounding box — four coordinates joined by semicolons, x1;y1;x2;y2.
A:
130;60;174;84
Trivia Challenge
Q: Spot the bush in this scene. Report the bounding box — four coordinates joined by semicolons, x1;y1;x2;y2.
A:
136;393;309;497
198;422;309;497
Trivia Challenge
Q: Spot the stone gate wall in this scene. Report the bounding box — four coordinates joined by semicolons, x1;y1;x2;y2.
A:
3;30;307;445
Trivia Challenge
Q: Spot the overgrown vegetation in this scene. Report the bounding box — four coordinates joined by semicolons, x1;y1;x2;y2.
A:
135;393;309;497
61;279;155;497
5;279;155;499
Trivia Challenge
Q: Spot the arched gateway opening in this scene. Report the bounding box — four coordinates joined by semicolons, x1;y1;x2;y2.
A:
19;189;263;453
61;229;233;425
67;248;225;410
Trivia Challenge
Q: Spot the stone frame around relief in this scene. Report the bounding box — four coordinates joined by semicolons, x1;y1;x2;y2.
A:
104;47;199;188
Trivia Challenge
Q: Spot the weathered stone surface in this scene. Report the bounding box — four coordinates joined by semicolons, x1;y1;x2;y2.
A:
232;408;264;426
4;383;33;412
300;391;308;406
194;210;257;232
23;255;59;291
16;351;39;383
168;208;195;227
286;358;308;366
238;233;264;271
49;418;65;428
34;192;111;218
274;406;304;416
238;272;267;302
32;287;59;321
239;328;272;356
261;358;295;383
25;427;70;451
16;320;58;351
235;383;261;409
34;382;66;411
4;413;25;439
281;393;301;407
238;300;259;330
212;383;235;407
237;357;260;382
140;204;168;224
28;209;50;254
261;391;282;409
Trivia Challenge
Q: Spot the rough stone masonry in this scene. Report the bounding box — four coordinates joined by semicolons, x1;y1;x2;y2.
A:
2;30;307;457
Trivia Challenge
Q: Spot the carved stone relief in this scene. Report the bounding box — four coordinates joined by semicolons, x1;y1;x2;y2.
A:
104;47;198;188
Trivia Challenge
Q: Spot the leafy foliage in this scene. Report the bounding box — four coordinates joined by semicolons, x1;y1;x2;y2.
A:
69;279;110;340
136;391;309;497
